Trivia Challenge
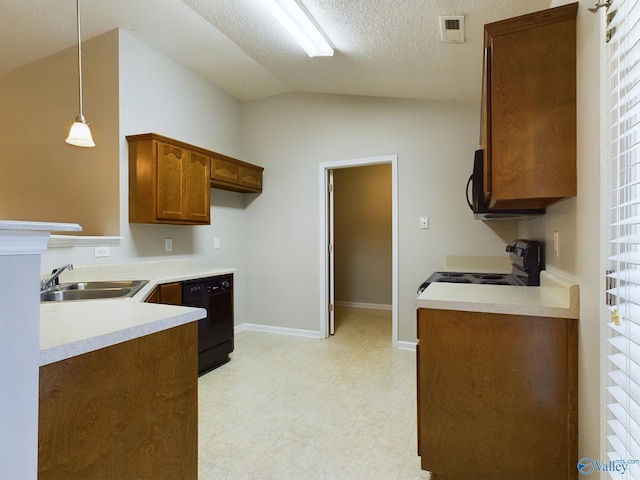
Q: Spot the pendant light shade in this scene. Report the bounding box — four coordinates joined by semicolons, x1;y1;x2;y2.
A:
66;115;95;147
65;0;95;147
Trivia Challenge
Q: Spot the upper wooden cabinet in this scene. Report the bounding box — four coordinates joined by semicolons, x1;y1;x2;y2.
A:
481;3;578;210
127;133;211;225
210;152;263;193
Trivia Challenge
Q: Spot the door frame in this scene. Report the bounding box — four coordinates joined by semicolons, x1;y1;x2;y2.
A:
318;155;399;346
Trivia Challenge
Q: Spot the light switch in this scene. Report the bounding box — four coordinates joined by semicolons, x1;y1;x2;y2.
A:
214;237;221;249
165;238;173;252
420;217;429;230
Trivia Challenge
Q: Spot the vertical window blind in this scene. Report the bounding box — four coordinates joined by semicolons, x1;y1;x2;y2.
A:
606;0;640;478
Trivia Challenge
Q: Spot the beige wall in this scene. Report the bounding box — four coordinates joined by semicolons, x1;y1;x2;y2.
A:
334;164;392;306
0;31;120;236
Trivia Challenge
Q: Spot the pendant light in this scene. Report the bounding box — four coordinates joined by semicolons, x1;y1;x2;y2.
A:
65;0;95;147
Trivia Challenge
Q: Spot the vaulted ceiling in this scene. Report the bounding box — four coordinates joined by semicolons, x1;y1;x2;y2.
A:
0;0;552;102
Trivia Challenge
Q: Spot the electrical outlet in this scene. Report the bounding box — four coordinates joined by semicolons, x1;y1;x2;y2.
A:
419;217;429;230
165;238;173;252
94;246;110;258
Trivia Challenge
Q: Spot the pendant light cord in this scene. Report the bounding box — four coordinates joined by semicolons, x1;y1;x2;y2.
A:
76;0;84;118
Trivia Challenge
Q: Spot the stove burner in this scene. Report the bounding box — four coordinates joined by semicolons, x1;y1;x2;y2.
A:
436;277;472;283
473;274;506;280
441;272;464;278
480;280;511;285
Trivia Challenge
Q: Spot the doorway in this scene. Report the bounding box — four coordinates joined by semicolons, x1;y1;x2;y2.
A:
318;155;399;346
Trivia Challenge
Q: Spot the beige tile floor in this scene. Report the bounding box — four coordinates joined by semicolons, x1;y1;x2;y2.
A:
197;306;431;480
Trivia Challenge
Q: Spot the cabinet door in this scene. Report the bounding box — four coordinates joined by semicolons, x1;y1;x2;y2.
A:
156;142;186;221
185;151;211;224
159;282;182;306
211;157;239;184
417;308;577;479
239;166;262;192
482;4;577;210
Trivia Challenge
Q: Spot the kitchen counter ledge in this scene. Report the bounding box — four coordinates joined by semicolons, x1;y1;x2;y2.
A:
416;271;579;319
40;260;235;366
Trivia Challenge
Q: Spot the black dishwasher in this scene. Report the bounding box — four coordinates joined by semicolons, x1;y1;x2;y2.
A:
182;274;233;375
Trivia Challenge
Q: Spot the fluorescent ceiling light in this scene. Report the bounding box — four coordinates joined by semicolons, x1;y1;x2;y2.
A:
260;0;334;57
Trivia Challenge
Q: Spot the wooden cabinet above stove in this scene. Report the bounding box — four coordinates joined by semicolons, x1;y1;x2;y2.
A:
481;3;578;210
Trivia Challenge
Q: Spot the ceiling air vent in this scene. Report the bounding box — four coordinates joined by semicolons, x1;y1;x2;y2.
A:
439;15;465;43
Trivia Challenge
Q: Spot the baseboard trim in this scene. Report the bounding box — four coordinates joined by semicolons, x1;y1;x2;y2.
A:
397;341;417;352
334;301;392;311
235;323;414;349
235;323;323;339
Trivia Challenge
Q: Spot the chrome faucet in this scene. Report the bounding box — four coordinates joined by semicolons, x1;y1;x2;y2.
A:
40;264;73;293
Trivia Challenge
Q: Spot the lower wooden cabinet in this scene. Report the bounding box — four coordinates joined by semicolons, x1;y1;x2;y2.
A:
417;308;578;480
146;281;182;305
38;323;198;480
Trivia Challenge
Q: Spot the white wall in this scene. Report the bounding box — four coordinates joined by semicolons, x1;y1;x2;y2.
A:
519;0;602;467
41;29;250;325
242;93;517;341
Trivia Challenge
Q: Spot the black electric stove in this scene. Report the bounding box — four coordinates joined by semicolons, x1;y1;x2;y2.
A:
417;240;541;294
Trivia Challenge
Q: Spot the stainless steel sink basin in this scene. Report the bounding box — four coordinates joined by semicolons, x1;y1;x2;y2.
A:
59;280;147;291
40;280;148;302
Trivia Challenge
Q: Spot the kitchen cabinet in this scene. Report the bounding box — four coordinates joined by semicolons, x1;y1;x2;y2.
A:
481;3;578;210
127;133;211;225
38;322;198;480
210;151;263;193
146;281;182;305
416;308;577;480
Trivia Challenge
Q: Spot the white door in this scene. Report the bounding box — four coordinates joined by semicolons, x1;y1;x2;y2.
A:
327;169;335;335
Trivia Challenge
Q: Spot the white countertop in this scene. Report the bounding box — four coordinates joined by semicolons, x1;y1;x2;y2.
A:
416;271;579;319
40;260;235;366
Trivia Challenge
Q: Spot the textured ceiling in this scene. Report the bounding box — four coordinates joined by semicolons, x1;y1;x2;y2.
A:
0;0;552;102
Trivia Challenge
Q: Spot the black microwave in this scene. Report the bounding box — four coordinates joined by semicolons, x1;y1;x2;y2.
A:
466;149;544;220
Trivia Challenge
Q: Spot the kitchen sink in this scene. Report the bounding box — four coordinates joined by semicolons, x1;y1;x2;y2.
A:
59;280;147;291
40;280;148;302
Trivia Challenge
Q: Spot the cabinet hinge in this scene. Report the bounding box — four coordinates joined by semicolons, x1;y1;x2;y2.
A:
328;183;334;193
328;304;334;312
328;243;334;252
